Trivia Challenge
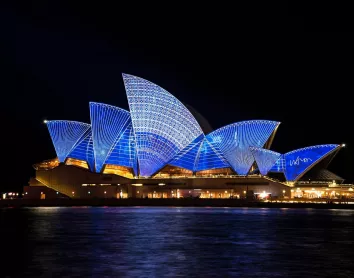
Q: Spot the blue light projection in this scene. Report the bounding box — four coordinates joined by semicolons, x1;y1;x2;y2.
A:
105;122;138;175
195;138;230;171
169;135;204;171
46;120;91;162
122;73;203;176
207;120;280;175
250;147;281;175
284;144;339;181
67;128;95;171
89;102;131;173
269;155;286;173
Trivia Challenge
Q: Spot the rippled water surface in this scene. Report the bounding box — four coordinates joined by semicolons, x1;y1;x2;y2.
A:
1;207;354;277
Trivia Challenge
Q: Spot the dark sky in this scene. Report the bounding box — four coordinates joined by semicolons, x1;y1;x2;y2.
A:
1;2;353;191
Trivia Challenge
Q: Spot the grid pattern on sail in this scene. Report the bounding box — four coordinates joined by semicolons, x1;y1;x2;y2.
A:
169;135;204;171
46;120;91;162
284;144;339;181
105;122;137;175
123;73;203;176
195;138;230;171
269;156;285;172
67;128;95;171
250;147;281;175
207;120;279;175
90;102;131;173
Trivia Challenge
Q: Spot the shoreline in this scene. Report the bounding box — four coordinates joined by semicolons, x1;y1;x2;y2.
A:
1;199;354;209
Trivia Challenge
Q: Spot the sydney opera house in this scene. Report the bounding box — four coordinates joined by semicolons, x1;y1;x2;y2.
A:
25;74;353;200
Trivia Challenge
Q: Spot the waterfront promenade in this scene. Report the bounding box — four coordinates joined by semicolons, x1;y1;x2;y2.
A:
1;198;353;209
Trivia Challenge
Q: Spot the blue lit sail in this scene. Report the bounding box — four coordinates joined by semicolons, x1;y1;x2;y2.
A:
67;128;95;171
269;155;286;173
123;73;203;176
284;144;339;181
104;122;138;175
195;138;230;171
46;120;91;162
89;102;131;173
169;135;204;171
207;120;280;175
250;147;281;175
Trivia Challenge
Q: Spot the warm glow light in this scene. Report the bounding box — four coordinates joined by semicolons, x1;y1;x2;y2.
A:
104;191;106;194
132;183;143;186
72;191;75;194
259;191;268;198
43;119;48;124
349;188;353;191
282;190;286;193
88;191;90;194
158;183;165;186
342;143;346;147
225;191;228;193
243;191;247;194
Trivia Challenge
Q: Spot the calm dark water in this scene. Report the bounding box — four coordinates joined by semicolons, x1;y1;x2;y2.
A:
1;207;354;278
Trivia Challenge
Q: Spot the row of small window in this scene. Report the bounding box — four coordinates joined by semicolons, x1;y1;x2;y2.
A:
81;184;120;186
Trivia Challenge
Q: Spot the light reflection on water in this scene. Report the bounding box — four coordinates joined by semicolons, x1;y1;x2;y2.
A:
1;207;354;277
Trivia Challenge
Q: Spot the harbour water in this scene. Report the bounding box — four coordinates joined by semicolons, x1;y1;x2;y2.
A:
1;207;354;277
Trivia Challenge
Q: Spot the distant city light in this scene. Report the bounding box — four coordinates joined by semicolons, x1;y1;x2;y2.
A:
43;119;48;124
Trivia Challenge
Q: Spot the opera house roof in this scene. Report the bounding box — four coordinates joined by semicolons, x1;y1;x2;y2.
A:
45;74;343;182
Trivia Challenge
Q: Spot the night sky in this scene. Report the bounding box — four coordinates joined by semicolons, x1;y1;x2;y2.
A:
1;2;353;192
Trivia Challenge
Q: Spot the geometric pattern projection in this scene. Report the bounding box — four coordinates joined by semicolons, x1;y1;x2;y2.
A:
67;129;95;171
250;147;281;175
46;120;91;162
105;122;138;175
169;135;204;171
89;102;131;172
123;73;203;176
195;138;230;171
284;144;339;181
269;155;286;173
44;75;342;180
207;120;280;175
